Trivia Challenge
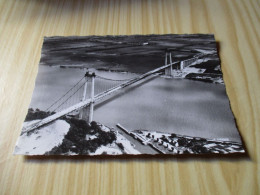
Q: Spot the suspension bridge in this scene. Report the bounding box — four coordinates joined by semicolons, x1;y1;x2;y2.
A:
23;51;209;134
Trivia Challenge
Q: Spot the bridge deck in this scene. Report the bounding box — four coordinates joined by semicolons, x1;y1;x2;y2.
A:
23;52;212;133
24;61;179;133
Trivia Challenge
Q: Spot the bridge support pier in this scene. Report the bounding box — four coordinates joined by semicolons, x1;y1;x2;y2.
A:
180;61;184;70
79;72;95;123
164;51;173;76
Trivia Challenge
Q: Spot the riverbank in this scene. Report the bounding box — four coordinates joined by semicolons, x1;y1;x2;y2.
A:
130;130;245;154
16;109;141;155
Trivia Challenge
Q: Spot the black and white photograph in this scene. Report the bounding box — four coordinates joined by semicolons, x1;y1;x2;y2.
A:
14;34;245;156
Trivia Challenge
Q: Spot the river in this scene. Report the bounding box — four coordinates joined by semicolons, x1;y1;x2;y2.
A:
30;65;242;143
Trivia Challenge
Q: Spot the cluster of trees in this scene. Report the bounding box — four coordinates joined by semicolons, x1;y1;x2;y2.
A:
160;135;210;153
25;108;117;155
25;108;54;121
47;119;116;155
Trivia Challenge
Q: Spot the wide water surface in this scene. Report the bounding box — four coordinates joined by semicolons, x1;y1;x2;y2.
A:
31;65;241;143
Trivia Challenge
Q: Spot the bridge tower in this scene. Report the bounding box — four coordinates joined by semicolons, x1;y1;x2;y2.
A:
180;61;184;70
164;49;173;76
79;71;95;123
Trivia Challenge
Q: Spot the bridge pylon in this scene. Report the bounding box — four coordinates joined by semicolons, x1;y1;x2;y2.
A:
164;50;173;76
79;71;95;123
